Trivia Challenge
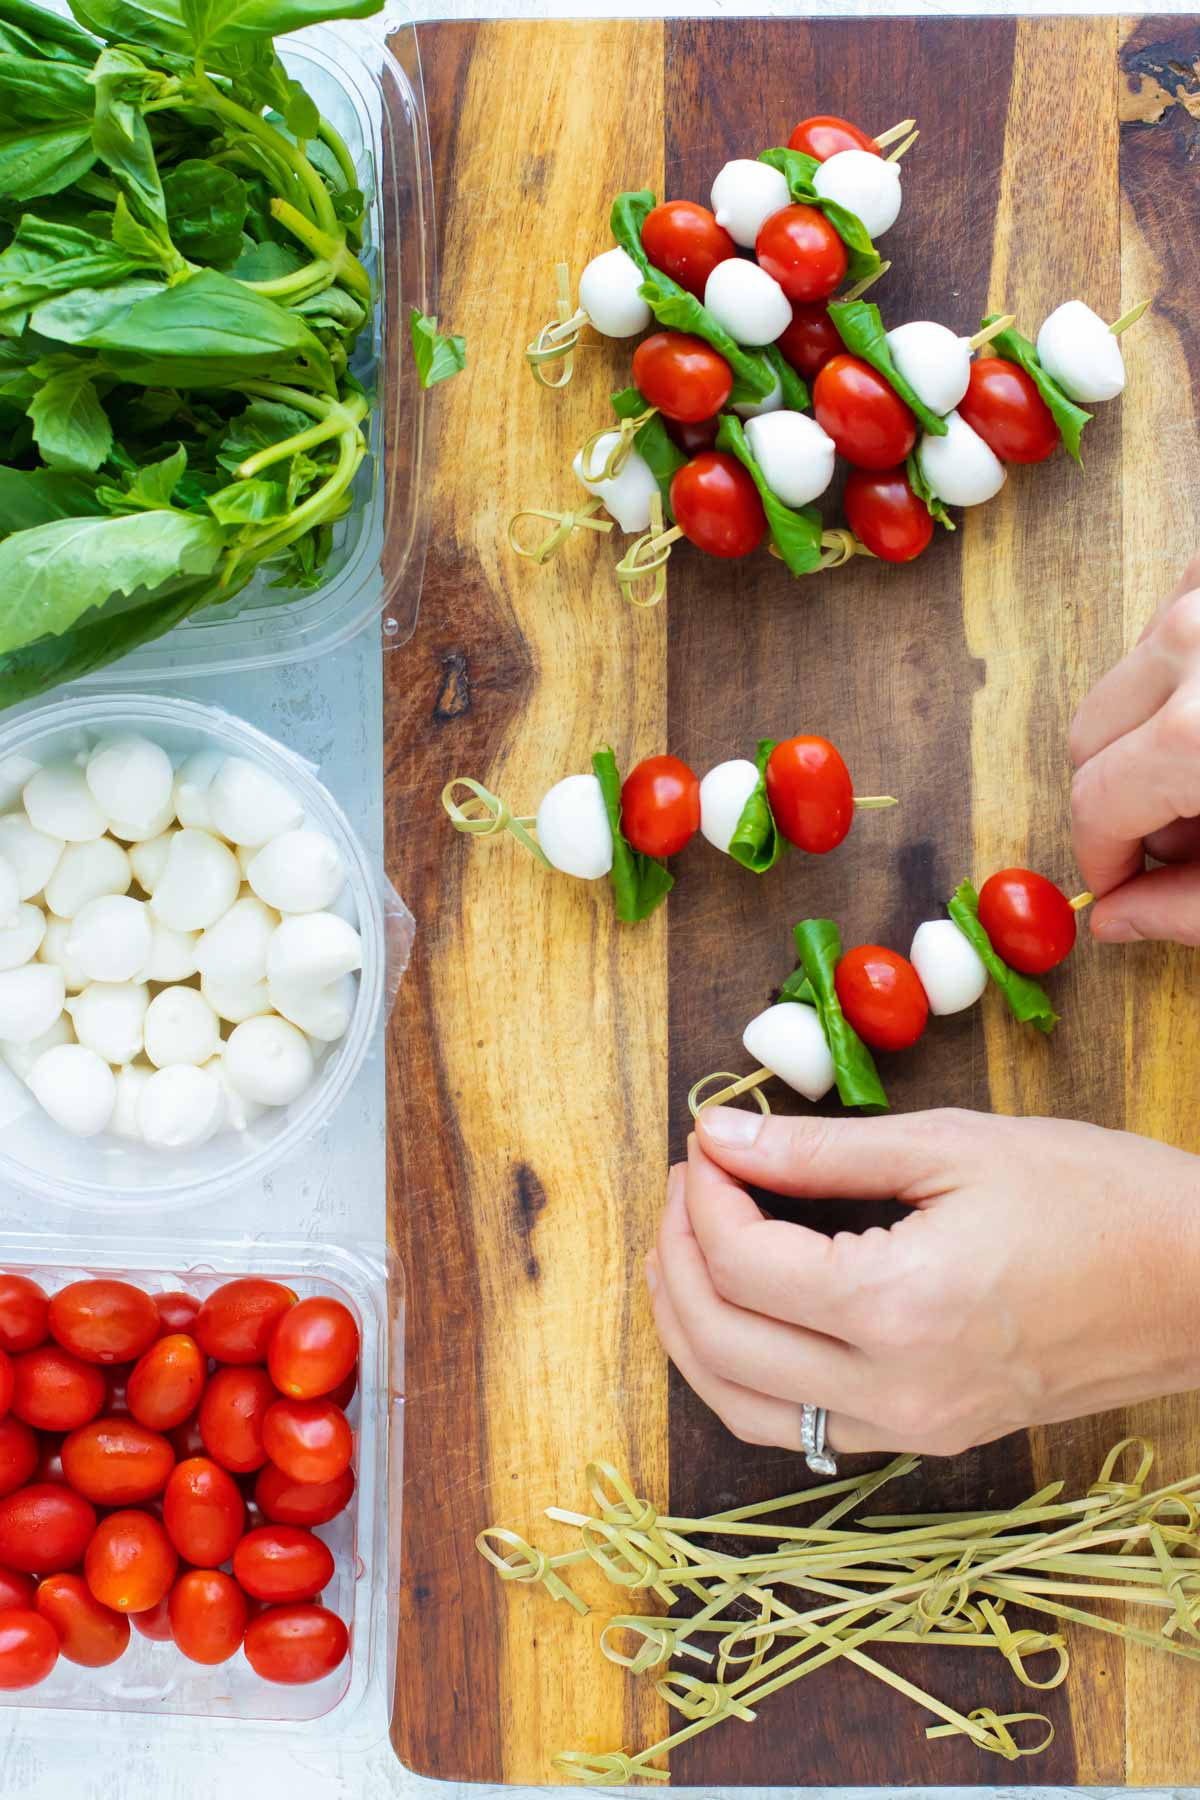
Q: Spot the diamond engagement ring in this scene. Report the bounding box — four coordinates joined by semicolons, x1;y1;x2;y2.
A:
799;1403;837;1476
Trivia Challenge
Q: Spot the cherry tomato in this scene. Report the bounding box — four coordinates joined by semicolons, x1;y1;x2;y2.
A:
61;1416;175;1505
0;1417;37;1499
233;1525;334;1603
193;1278;296;1366
130;1593;173;1641
788;114;879;161
843;465;933;563
104;1367;132;1415
85;1511;176;1614
168;1413;206;1461
11;1345;106;1432
664;415;719;457
755;204;846;303
127;1334;206;1432
619;756;700;859
169;1568;248;1665
48;1280;159;1367
153;1291;200;1337
243;1603;348;1685
958;356;1060;465
262;1399;353;1487
640;200;736;300
325;1366;358;1413
268;1299;358;1402
775;301;841;380
669;452;766;560
835;946;930;1052
813;354;916;469
163;1455;244;1566
0;1570;33;1610
0;1609;58;1688
0;1350;12;1423
631;331;732;424
764;736;854;854
977;869;1077;975
33;1436;65;1486
35;1572;129;1667
198;1367;276;1473
255;1463;355;1529
0;1275;48;1353
0;1483;96;1573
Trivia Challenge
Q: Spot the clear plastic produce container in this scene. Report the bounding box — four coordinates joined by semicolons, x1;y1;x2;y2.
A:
66;3;435;681
0;1232;395;1726
0;694;398;1214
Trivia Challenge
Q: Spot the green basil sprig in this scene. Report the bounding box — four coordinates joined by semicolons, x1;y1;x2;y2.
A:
757;147;882;286
905;449;954;530
947;880;1058;1034
978;316;1091;463
592;746;673;924
410;309;466;389
715;414;823;576
727;737;783;874
828;299;949;437
761;341;808;412
791;918;889;1112
611;384;686;517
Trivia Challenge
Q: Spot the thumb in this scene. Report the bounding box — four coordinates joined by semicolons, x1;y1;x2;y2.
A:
694;1105;972;1203
1090;862;1200;946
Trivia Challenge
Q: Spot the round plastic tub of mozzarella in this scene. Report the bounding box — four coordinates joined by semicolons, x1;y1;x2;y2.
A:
0;693;386;1213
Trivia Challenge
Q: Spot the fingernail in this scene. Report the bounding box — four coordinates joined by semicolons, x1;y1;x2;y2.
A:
1092;915;1139;942
666;1164;684;1203
698;1105;765;1148
644;1254;658;1296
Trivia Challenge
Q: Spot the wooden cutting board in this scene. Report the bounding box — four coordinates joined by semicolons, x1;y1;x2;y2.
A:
383;14;1200;1785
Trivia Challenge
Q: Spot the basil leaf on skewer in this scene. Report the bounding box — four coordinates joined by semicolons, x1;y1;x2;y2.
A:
758;146;882;285
592;746;673;924
828;298;949;436
978;316;1091;463
727;737;784;875
948;880;1058;1033
715;416;824;576
611;385;686;518
791;917;889;1112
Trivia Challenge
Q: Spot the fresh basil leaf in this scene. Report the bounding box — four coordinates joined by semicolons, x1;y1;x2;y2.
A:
728;738;783;875
777;967;814;1006
758;147;882;285
27;362;112;472
0;56;94;126
294;284;364;332
716;413;824;576
592;744;673;924
0;464;104;531
229;237;302;282
215;397;313;472
0;122;97;204
31;275;161;341
0;0;98;61
409;308;465;389
905;448;954;530
947;880;1058;1034
175;0;383;55
828;299;949;437
762;341;808;413
89;47;183;268
979;316;1091;464
120;442;186;506
162;160;248;266
611;384;686;519
205;474;287;523
0;217;147;325
792;917;889;1112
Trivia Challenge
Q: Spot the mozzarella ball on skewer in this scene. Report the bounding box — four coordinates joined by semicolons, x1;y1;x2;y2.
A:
225;1015;315;1108
0;815;63;899
884;321;972;416
742;1002;836;1103
1036;300;1125;403
151;829;241;931
138;1063;224;1149
534;775;614;880
0;965;64;1044
710;159;791;249
67;982;150;1066
577;247;652;338
0;905;44;972
208;759;303;848
29;1044;115;1137
744;411;836;507
144;986;221;1068
732;368;783;421
1;1015;73;1085
246;830;345;915
698;759;760;856
572;437;660;534
85;735;174;839
24;761;107;842
44;838;131;918
812;149;902;239
916;411;1006;508
703;259;793;347
66;895;152;984
909;919;988;1015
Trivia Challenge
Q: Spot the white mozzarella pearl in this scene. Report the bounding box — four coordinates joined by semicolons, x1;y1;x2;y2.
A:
85;735;174;838
710;159;790;249
744;411;836;506
137;1063;224;1148
235;844;256;880
111;1061;153;1140
225;1015;315;1107
30;1043;115;1137
0;754;40;814
66;981;150;1066
151;829;241;931
742;1003;836;1103
1;1014;74;1084
732;368;783;421
44;838;132;918
266;913;363;992
703;259;793;347
196;895;278;988
137;920;199;984
577;247;651;338
203;1053;265;1132
534;774;614;880
24;761;107;842
200;972;273;1026
107;797;176;844
812;149;902;239
208;758;303;848
269;972;356;1042
246;830;346;915
39;918;88;993
144;986;221;1068
1036;299;1125;403
129;829;177;896
909;919;988;1015
571;437;660;535
916;411;1006;508
0;859;18;930
884;320;972;416
0;965;64;1044
699;759;759;855
0;815;63;899
0;905;44;972
172;751;225;834
66;895;152;983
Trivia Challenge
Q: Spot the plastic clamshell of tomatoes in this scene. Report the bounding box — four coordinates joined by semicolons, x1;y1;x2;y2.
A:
0;1609;58;1689
788;114;879;161
169;1568;249;1666
243;1603;349;1685
61;1415;176;1505
262;1398;353;1486
977;869;1077;974
669;453;767;561
193;1277;296;1366
11;1344;106;1432
48;1280;159;1366
844;465;934;563
619;756;701;860
127;1333;206;1431
813;354;917;470
640;199;736;300
764;737;855;854
163;1455;245;1566
35;1572;130;1668
198;1365;277;1472
233;1524;335;1603
255;1462;355;1529
267;1298;359;1402
0;1482;96;1573
85;1510;178;1613
835;945;930;1051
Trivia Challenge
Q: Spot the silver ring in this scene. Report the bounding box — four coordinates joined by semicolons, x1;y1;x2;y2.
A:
799;1403;838;1477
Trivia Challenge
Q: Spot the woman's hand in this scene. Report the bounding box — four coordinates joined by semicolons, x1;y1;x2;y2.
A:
647;1105;1200;1457
1071;549;1200;942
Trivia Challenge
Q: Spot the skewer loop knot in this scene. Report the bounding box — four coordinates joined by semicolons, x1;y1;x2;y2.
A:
1089;1436;1154;1503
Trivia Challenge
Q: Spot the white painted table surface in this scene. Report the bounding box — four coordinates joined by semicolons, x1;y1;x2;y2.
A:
3;0;1198;1794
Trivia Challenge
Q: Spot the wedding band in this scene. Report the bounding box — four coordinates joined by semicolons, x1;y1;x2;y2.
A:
799;1403;838;1477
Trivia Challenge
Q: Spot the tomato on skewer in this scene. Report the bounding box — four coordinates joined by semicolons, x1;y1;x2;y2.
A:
775;301;841;380
755;204;847;304
788;114;880;161
958;357;1060;464
632;331;733;423
813;354;917;469
978;869;1077;974
665;415;719;457
670;453;767;559
641;200;736;300
620;756;700;859
764;736;854;854
835;946;930;1051
844;466;933;563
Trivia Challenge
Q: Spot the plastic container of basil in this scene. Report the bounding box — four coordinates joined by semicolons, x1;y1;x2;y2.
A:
19;2;434;686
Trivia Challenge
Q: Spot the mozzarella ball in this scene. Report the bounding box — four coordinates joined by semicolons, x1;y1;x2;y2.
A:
201;972;273;1026
699;759;759;855
742;1003;836;1103
710;159;791;249
917;411;1006;508
572;437;660;534
885;320;971;416
225;1015;315;1107
1;1014;74;1085
111;1061;153;1141
196;896;278;988
577;247;651;338
85;735;174;839
30;1043;115;1137
0;859;19;930
1036;299;1125;403
24;761;107;842
0;905;44;973
66;981;150;1066
0;815;63;899
910;919;988;1015
129;829;177;896
137;920;199;985
208;759;303;849
66;895;152;984
0;964;64;1044
203;1053;265;1132
0;754;39;814
144;986;221;1069
39;917;88;993
703;259;792;347
812;149;902;239
137;1063;224;1149
173;751;225;834
732;368;783;421
270;973;356;1042
246;829;345;916
534;774;614;881
44;837;131;918
151;829;241;931
235;843;256;880
266;913;363;991
744;411;836;507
